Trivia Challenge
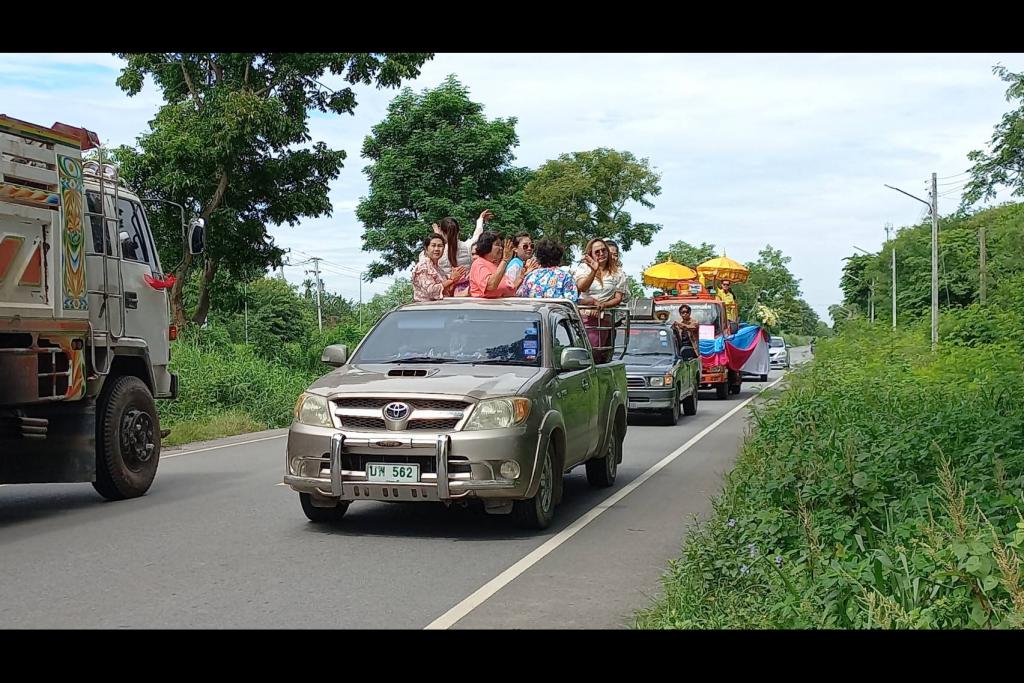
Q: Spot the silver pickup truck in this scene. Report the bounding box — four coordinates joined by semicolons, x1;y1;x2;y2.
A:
284;298;628;529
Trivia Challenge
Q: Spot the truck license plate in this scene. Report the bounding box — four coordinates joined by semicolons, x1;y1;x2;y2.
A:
366;463;419;483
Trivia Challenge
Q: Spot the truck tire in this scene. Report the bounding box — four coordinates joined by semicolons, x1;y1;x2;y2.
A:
682;385;698;416
660;388;680;425
514;443;556;529
759;374;769;382
715;382;729;400
92;375;161;501
299;492;349;523
586;422;622;488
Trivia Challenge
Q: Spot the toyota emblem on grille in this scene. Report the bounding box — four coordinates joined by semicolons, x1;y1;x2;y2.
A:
383;402;410;420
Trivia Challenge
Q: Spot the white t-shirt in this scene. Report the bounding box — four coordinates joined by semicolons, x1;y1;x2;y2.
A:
573;263;628;304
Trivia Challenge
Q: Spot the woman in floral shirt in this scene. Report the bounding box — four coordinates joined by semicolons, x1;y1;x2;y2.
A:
517;239;586;302
412;234;467;302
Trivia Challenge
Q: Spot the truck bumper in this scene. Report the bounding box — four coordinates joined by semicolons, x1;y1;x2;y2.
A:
627;387;674;410
284;422;538;503
699;370;727;389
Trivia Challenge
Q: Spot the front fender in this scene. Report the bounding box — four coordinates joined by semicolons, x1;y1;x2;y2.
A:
526;409;566;499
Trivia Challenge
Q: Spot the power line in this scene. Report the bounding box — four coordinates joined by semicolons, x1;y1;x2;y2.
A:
292;249;363;276
937;171;970;181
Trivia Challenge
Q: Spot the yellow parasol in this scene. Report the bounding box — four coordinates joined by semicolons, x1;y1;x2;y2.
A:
642;259;698;290
696;254;749;284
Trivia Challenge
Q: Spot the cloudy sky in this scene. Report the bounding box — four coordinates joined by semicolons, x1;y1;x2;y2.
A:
2;53;1020;319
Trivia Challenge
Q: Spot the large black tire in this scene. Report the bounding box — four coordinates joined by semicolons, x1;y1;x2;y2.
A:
299;492;350;523
92;375;161;501
514;443;556;529
759;374;769;383
715;382;729;400
586;422;622;488
660;388;680;425
682;385;698;416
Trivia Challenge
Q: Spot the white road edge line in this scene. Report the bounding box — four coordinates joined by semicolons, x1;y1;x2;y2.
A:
162;433;286;459
424;375;786;630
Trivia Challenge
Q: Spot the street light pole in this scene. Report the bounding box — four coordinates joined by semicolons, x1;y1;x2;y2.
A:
930;173;938;351
886;224;896;330
884;178;938;350
851;246;877;324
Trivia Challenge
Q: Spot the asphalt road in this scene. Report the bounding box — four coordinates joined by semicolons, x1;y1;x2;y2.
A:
0;349;808;629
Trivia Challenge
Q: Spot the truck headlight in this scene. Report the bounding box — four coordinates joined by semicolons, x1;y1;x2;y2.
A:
649;375;673;387
294;392;332;428
463;398;531;431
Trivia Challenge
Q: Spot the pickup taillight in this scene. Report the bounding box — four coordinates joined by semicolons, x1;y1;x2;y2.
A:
168;324;178;341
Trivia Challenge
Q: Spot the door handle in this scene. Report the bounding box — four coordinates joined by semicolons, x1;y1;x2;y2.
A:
124;291;138;309
581;379;590;391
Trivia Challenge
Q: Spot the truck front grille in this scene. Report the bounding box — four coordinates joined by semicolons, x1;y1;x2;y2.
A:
332;396;471;432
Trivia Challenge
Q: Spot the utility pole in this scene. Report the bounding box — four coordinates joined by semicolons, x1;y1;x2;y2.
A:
358;272;363;327
307;257;323;332
851;245;877;324
885;223;896;330
979;224;987;304
243;281;249;344
883;175;938;350
930;173;938;351
869;279;876;324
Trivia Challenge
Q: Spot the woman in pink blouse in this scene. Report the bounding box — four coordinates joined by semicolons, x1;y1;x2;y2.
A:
412;234;468;302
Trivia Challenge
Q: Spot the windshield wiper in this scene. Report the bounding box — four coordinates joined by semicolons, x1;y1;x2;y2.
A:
389;356;459;364
462;359;537;366
625;352;672;356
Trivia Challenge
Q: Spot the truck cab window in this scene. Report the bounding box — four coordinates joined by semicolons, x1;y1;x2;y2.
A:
117;198;156;271
86;191;112;255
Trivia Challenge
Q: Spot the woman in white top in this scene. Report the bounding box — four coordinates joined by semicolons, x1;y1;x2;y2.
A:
430;209;493;296
574;238;627;362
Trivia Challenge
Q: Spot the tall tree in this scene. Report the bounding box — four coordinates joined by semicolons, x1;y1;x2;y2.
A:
524;148;662;256
652;240;717;268
357;76;536;279
112;52;432;326
963;66;1024;207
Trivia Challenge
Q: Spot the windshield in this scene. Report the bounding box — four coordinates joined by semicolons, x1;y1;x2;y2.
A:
624;327;674;356
770;337;785;348
656;301;724;334
352;309;543;366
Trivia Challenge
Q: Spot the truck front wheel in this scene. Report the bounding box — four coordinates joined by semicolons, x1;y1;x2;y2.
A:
299;492;349;523
514;443;556;530
93;375;161;501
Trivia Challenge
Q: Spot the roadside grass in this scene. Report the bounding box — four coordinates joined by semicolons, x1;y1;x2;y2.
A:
636;319;1024;629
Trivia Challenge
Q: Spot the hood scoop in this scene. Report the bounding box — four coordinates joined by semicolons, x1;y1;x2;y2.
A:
386;368;439;377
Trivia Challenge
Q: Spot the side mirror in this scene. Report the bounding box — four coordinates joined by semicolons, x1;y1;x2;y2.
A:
321;344;349;367
559;347;591;371
188;219;206;255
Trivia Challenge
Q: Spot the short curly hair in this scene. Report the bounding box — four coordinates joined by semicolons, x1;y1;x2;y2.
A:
533;239;564;268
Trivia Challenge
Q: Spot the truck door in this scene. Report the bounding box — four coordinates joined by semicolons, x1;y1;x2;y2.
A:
569;314;601;457
115;197;169;376
550;313;594;467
